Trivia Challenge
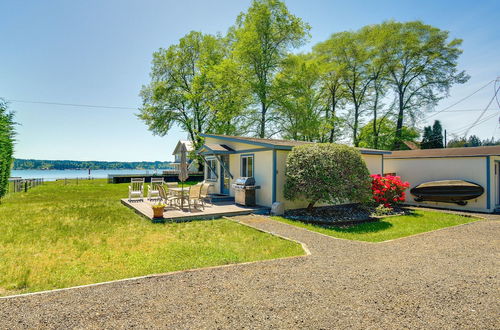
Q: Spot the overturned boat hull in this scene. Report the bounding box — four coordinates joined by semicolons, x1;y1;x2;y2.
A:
410;180;484;206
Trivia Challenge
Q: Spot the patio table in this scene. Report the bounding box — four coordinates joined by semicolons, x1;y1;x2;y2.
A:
169;186;189;210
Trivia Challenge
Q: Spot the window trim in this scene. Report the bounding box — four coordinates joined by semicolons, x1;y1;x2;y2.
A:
240;154;255;178
205;157;218;181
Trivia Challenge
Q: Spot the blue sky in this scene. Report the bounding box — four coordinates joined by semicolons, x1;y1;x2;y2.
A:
1;0;499;161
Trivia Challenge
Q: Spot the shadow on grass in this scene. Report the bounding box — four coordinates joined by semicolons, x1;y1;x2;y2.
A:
319;220;393;234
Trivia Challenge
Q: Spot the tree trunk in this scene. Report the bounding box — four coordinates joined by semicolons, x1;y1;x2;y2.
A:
353;106;360;147
260;102;267;138
306;201;316;213
329;92;336;143
393;93;405;150
372;89;379;149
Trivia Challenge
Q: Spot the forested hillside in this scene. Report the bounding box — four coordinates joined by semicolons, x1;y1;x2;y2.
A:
13;159;173;170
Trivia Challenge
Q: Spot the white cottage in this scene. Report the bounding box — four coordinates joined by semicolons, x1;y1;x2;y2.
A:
197;134;390;210
171;140;199;173
385;146;500;213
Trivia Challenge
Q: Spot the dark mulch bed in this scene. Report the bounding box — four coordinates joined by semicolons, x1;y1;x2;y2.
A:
283;204;412;227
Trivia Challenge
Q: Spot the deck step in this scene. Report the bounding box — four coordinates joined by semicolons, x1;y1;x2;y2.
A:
209;194;235;202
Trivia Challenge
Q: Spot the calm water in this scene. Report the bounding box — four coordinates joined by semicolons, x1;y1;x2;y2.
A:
10;169;172;181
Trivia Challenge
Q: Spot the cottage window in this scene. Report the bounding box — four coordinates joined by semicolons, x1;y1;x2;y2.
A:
206;158;217;180
241;155;254;177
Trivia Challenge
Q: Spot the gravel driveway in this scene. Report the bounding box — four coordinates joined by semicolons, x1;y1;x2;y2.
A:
1;215;498;329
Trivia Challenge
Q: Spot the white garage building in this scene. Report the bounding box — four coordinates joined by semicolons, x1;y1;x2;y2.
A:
385;146;500;213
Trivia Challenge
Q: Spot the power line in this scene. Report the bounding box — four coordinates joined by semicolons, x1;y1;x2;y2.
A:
425;79;495;120
462;83;500;137
438;108;499;112
451;112;499;136
4;98;138;110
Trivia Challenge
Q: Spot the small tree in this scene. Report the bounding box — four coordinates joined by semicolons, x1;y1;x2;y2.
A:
431;120;444;148
284;143;371;212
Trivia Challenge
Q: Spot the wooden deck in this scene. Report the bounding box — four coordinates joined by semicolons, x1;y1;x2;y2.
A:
121;198;269;222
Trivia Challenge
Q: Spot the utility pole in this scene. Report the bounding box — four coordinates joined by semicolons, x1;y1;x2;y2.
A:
444;129;447;148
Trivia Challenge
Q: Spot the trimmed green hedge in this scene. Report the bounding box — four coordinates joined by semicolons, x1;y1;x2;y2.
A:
0;100;15;199
284;143;371;211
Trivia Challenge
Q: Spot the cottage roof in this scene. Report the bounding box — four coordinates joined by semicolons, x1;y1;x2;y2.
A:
172;140;194;155
386;145;500;159
200;134;391;155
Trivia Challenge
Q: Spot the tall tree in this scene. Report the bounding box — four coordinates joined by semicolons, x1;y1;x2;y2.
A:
232;0;310;138
420;120;443;149
273;54;324;141
139;31;229;150
315;31;374;146
204;55;253;135
361;24;393;149
312;46;347;143
0;99;15;200
420;126;434;149
431;120;444;148
380;21;469;149
466;135;482;147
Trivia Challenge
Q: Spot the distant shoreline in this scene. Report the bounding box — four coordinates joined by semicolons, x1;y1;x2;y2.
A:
10;168;174;181
13;159;174;171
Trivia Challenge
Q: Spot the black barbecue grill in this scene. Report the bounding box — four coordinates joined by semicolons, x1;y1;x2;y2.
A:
232;177;259;206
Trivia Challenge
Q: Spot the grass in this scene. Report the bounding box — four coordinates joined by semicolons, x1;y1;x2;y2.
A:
0;179;303;296
272;209;477;243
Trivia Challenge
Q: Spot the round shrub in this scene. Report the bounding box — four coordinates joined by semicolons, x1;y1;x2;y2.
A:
284;143;372;212
370;174;410;208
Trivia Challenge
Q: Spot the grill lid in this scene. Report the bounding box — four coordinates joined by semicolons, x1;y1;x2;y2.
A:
234;177;255;186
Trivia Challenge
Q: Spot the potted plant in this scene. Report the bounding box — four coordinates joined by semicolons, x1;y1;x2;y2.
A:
151;203;166;219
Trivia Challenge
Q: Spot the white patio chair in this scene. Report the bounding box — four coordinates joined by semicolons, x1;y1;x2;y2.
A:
147;177;164;201
128;178;144;201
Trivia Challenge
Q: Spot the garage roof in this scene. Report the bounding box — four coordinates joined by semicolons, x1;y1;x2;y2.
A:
387;145;500;159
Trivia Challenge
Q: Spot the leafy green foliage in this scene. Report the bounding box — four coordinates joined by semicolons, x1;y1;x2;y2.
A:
139;5;468;149
379;21;469;149
284;144;371;211
314;31;375;146
421;120;444;149
139;31;234;150
274;54;324;141
0;100;15;199
447;135;499;148
232;0;310;137
358;120;419;150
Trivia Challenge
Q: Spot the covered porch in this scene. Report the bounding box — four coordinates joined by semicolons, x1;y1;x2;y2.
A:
121;198;269;222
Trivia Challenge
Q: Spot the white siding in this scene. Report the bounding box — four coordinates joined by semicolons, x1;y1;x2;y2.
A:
201;136;386;210
385;156;491;212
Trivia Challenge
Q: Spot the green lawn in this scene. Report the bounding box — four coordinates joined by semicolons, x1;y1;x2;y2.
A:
0;180;303;296
272;209;477;242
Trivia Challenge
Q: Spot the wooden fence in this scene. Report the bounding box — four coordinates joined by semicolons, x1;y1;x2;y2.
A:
8;178;44;193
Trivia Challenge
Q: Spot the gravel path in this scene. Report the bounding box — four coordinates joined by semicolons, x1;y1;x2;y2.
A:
1;215;499;329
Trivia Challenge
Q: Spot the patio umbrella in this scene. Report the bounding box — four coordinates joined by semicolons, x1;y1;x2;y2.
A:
178;143;189;187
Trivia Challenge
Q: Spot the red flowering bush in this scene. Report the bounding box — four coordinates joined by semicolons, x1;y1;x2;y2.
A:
370;174;410;208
